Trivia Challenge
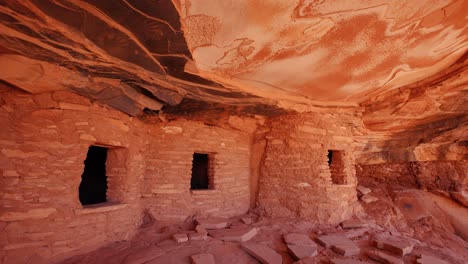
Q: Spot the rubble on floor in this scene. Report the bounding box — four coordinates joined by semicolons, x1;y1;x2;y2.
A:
241;242;282;264
190;253;215;264
59;201;468;264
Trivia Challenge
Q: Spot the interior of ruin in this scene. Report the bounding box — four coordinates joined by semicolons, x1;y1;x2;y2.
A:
0;1;467;264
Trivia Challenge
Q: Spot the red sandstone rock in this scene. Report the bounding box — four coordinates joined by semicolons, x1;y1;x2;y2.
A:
340;219;369;229
416;254;449;264
189;232;208;241
287;244;317;260
241;242;282;264
242;217;253;224
195;225;208;234
357;186;372;195
209;227;258;242
172;233;188;243
292;258;316;264
367;250;404;264
361;194;379;204
450;191;468;207
190;253;216;264
283;233;315;246
330;259;372;264
316;234;360;256
373;235;413;256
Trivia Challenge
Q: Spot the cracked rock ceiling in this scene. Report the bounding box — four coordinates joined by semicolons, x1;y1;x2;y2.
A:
0;0;467;118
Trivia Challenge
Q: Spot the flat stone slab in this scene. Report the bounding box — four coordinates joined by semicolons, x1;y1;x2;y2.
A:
241;242;282;264
287;244;317;260
331;259;372;264
191;253;216;264
417;254;449;264
242;217;253;224
196;218;228;229
189;232;208;241
209;227;257;242
340;219;369;229
173;233;188;243
316;234;359;256
367;250;404;264
361;194;378;203
284;233;315;246
292;257;316;264
195;225;208;234
122;245;166;264
357;186;372;195
373;235;413;256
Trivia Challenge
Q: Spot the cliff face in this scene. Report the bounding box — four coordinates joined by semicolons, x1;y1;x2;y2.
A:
357;55;467;164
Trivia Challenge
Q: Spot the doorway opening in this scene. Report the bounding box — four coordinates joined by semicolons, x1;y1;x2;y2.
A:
79;146;108;205
327;150;346;185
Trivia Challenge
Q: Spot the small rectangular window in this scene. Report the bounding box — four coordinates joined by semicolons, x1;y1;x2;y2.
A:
190;153;211;190
328;150;347;185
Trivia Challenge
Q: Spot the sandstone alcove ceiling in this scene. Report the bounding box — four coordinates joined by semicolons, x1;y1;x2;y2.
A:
1;0;467;118
177;0;468;103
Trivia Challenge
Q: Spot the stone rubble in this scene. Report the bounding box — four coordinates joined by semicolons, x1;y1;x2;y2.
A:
208;227;258;242
172;233;188;243
373;235;414;256
241;242;283;264
190;253;216;264
316;234;360;256
367;250;404;264
361;194;379;204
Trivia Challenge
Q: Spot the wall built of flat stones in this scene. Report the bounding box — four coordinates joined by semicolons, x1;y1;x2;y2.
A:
0;87;250;264
257;111;362;224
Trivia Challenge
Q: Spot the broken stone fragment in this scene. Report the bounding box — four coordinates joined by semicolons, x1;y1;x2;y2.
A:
367;250;404;264
195;225;208;234
416;254;449;264
189;232;208;241
292;258;316;264
340;219;369;229
287;244;317;260
242;217;253;224
283;233;315;246
357;186;372;195
361;194;378;204
190;253;216;264
373;235;413;256
331;259;373;264
172;233;188;243
209;227;258;242
316;234;360;256
241;242;282;264
196;218;228;229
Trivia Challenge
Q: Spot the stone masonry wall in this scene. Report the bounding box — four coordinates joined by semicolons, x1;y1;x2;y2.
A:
257;111;362;224
0;87;251;264
140;120;251;220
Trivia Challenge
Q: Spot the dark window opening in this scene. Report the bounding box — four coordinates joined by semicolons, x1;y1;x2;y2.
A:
327;150;333;166
79;146;108;205
190;153;210;190
328;150;346;185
